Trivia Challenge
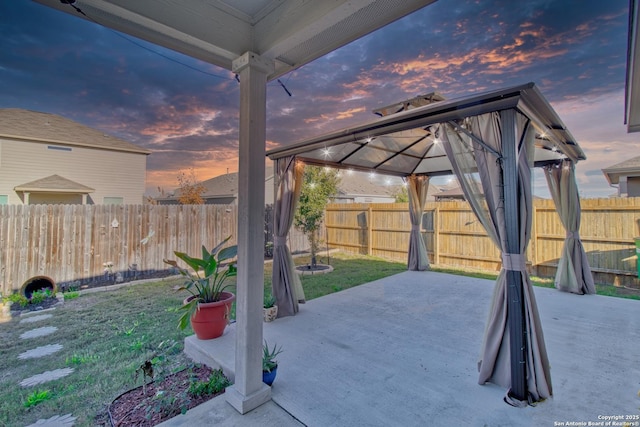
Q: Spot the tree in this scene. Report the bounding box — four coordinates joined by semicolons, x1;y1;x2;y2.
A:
392;184;409;203
294;166;340;267
177;169;206;205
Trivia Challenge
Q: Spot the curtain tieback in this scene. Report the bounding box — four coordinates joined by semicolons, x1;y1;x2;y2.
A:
410;223;420;232
274;235;287;246
566;231;580;239
501;253;526;272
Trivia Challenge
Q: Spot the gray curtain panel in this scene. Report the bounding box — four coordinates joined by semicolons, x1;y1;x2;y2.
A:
272;156;305;317
544;160;596;294
441;111;552;405
407;175;430;271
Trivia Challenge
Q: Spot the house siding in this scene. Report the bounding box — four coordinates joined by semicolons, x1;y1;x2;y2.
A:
0;138;147;204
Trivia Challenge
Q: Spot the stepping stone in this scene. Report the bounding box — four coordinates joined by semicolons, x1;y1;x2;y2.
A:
25;413;76;426
20;368;74;387
18;344;63;360
19;314;53;324
20;326;58;340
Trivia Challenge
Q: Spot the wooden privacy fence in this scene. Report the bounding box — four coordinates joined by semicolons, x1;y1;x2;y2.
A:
325;198;640;286
0;204;309;295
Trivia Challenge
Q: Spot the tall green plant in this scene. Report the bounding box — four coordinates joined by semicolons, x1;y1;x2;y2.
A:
164;236;237;330
294;166;340;266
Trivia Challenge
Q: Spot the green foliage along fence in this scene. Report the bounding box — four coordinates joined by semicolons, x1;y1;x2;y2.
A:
325;198;640;287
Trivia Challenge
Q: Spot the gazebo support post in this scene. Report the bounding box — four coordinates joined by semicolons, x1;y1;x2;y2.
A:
225;52;273;414
501;109;527;402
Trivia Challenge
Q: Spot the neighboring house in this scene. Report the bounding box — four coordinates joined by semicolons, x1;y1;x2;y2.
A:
333;171;400;203
0;109;150;205
157;168;438;205
602;155;640;197
157;167;276;205
333;171;442;203
433;186;467;201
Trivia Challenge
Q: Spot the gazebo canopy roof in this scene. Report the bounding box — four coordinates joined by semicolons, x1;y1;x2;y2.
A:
267;82;586;176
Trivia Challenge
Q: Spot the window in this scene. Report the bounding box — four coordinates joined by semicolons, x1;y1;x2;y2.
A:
103;197;123;205
47;145;72;151
0;195;7;205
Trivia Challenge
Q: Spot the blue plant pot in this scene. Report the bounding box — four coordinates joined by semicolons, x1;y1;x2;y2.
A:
263;366;278;386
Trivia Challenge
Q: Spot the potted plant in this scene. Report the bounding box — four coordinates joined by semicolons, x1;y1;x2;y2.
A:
262;340;283;386
263;292;278;322
164;236;237;340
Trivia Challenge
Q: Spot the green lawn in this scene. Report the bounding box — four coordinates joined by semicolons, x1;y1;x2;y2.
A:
1;251;636;426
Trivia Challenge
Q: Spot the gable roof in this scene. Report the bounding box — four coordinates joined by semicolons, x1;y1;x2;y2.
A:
0;109;151;155
601;155;640;185
14;174;95;193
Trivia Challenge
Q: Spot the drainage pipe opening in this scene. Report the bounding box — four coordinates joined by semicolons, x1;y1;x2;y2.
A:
21;276;56;299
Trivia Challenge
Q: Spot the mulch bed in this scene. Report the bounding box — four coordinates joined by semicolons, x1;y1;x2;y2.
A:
108;365;223;426
9;297;60;315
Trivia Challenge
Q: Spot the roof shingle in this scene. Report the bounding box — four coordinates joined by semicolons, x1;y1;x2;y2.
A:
0;108;150;154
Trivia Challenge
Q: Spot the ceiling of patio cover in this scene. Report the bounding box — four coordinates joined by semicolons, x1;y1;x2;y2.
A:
267;82;586;175
35;0;436;81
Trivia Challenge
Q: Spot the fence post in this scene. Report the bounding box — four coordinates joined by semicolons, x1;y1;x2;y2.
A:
367;205;373;256
531;202;538;275
434;205;440;264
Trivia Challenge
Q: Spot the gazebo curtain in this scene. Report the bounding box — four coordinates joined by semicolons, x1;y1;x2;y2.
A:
544;160;596;295
272;156;306;317
407;175;430;271
441;111;552;405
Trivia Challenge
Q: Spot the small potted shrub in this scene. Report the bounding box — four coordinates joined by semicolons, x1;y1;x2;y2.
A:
262;340;283;386
164;236;237;340
263;292;278;322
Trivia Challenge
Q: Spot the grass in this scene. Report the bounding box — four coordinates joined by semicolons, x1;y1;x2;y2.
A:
0;279;192;427
430;264;640;300
1;251;637;426
265;252;408;300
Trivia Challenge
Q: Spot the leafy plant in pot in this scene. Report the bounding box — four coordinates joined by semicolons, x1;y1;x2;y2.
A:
262;340;283;386
263;292;278;322
164;236;237;340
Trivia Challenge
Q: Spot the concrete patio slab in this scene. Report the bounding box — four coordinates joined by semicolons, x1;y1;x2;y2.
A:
185;271;640;426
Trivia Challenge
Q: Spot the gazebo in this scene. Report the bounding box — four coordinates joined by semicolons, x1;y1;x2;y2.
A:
267;82;595;405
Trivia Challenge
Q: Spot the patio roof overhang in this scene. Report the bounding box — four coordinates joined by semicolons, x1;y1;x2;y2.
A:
267;82;586;175
34;0;436;81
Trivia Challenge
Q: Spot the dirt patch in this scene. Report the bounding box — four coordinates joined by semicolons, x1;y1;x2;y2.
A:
108;365;224;426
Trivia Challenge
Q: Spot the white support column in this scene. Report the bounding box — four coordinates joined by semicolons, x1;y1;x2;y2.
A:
225;51;274;414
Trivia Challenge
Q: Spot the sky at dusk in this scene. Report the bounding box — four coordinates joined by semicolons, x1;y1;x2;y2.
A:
1;0;638;198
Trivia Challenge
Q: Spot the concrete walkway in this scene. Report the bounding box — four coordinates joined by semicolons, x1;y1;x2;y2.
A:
170;271;640;427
